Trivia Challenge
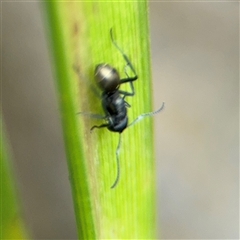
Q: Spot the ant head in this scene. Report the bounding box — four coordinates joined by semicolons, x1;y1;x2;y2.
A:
95;64;120;92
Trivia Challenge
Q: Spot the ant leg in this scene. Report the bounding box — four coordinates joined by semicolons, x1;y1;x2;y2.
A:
91;123;122;189
110;29;138;98
111;133;122;189
110;28;137;76
77;112;106;120
119;76;138;98
128;102;165;128
79;112;108;132
90;123;109;132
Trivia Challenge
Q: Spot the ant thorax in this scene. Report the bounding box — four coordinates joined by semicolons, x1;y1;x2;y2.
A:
101;91;128;133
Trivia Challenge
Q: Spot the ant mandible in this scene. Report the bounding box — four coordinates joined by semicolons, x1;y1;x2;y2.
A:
76;29;164;189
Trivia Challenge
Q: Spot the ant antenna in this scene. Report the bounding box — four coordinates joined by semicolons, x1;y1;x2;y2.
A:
111;133;122;189
110;28;137;75
128;102;165;128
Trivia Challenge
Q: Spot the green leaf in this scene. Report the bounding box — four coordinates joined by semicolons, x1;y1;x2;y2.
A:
1;118;29;239
45;1;157;239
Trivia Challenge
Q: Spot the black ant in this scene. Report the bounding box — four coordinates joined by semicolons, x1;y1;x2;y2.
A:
75;29;164;189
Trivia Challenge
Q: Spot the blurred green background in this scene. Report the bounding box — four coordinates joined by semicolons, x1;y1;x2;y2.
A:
2;1;238;239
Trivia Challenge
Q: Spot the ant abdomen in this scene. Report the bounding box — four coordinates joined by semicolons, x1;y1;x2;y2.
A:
95;64;120;92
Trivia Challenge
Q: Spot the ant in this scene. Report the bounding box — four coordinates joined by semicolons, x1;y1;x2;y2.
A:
75;29;164;189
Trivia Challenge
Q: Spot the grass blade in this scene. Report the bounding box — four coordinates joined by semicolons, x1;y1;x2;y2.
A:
1;118;29;239
45;1;157;238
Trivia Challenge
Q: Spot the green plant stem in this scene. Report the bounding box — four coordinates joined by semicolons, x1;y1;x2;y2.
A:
45;1;156;239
